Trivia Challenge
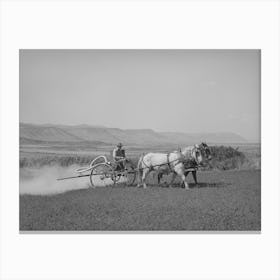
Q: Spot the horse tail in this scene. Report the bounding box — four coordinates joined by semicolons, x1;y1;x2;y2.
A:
137;154;144;175
137;153;147;185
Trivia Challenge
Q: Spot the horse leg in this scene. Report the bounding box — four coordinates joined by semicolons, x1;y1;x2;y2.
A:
192;171;198;185
157;172;163;184
169;172;177;188
182;171;190;187
176;170;189;189
174;164;189;189
142;169;149;189
182;174;189;189
137;166;143;187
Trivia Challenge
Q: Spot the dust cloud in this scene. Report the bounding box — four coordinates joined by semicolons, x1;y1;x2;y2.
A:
19;165;117;195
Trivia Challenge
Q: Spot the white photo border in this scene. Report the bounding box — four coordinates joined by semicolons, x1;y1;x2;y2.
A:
1;0;279;279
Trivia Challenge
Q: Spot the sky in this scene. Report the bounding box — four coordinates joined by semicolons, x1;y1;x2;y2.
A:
20;49;260;142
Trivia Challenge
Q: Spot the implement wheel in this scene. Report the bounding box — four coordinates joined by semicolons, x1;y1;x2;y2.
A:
123;165;136;186
90;163;116;187
113;162;136;187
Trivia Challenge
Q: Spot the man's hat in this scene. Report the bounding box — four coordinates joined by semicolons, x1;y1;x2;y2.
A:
117;142;123;148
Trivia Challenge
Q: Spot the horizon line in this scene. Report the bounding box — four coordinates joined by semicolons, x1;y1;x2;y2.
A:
18;121;260;143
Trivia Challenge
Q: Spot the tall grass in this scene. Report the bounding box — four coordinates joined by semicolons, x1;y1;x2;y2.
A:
20;145;260;170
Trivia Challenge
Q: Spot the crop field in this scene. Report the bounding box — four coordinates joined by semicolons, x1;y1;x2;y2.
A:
20;169;261;231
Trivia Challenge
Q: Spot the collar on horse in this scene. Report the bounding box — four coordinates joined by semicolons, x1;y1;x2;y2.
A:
189;146;200;166
167;152;186;171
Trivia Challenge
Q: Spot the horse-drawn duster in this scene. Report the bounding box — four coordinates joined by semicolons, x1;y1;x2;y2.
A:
57;155;136;187
57;143;211;188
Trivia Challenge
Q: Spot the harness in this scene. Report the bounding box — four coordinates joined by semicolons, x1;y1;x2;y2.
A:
191;147;199;165
140;151;184;172
139;144;206;172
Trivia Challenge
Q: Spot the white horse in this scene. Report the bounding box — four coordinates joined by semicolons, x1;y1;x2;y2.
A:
157;142;212;185
137;145;203;189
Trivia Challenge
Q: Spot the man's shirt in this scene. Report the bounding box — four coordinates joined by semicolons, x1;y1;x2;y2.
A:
112;148;125;159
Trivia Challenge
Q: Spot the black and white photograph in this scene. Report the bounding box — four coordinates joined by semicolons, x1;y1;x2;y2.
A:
19;49;261;231
2;0;280;279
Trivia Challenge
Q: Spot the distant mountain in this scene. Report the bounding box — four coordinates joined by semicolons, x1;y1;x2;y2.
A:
19;136;110;146
20;123;84;142
189;132;247;144
159;132;247;144
20;123;247;145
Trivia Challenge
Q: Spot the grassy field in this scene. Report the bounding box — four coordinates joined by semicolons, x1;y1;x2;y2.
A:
20;143;260;170
20;169;261;231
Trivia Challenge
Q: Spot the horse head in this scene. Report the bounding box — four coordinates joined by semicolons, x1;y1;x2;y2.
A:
198;142;212;161
181;143;211;166
181;145;202;165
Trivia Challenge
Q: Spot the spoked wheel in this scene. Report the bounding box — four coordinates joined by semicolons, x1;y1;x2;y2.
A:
113;163;136;187
123;165;136;186
90;163;116;187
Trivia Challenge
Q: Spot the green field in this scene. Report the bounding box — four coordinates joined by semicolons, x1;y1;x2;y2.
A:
20;170;261;231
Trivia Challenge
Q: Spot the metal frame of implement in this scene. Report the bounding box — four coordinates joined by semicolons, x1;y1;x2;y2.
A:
57;155;199;186
57;155;137;187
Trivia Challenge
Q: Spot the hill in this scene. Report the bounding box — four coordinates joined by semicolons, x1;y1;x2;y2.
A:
20;123;247;145
20;123;83;142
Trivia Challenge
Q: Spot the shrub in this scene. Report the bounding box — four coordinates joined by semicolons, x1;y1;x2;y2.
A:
205;146;248;170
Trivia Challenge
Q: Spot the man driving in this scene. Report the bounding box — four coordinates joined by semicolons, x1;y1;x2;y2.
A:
112;143;126;171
